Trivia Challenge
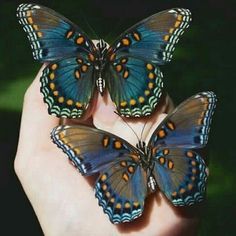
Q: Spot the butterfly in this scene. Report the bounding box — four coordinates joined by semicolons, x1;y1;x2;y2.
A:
17;3;192;118
51;91;217;224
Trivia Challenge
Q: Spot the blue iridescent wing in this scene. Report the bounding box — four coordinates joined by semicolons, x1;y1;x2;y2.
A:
148;91;217;148
40;57;96;118
16;3;96;61
148;91;217;206
17;3;98;118
51;125;147;223
105;57;163;117
152;148;207;206
105;8;191;116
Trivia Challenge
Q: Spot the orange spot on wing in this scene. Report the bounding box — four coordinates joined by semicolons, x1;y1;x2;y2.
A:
148;72;155;79
120;101;127;107
179;188;186;194
188;184;193;190
102;184;107;191
53;90;59;96
159;157;165;165
116;203;122;209
177;15;183;21
49;82;55;90
175;21;181;28
51;63;58;70
115;64;122;72
130;99;136;106
74;148;80;155
121;58;128;64
148;82;154;89
168;160;174;169
120;161;127;167
133;32;141;41
81;64;88;73
105;191;111;198
186;151;194;158
101;174;107;181
163;149;169;155
76;36;84;44
158;129;166;138
145;90;150;96
58;97;64;103
27;17;33;24
75;102;83;108
66;30;74;39
102;136;110;148
123;69;129;79
166;121;175;130
114;140;122;149
49;72;55;80
75;70;81;79
138;96;145;103
164;35;170;41
128;166;135;174
67;99;74;106
37;32;43;38
122;172;129;182
169;28;175;34
146;63;154;71
33;24;39;30
122;38;130;46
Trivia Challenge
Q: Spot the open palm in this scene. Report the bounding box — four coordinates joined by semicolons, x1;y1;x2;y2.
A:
15;66;201;236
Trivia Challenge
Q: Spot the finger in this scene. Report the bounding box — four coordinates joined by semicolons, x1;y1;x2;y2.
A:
17;65;59;157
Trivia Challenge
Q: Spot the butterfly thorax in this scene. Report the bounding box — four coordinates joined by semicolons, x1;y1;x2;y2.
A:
136;141;158;192
95;39;108;95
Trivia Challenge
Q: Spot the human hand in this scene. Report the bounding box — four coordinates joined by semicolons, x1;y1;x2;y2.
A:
15;65;201;236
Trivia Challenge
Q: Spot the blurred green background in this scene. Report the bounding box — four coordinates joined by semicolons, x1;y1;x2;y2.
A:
0;0;235;235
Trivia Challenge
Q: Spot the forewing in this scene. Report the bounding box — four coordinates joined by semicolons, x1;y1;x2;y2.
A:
51;125;136;175
41;57;95;118
108;8;192;65
17;3;96;61
148;91;217;148
152;148;207;206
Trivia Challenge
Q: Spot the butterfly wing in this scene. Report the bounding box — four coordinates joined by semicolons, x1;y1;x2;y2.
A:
147;91;216;206
152;148;207;206
16;3;96;61
148;91;217;148
17;3;98;118
105;8;191;116
52;125;147;223
40;57;96;118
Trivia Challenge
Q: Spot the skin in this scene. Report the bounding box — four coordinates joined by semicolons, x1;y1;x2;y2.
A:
14;65;202;236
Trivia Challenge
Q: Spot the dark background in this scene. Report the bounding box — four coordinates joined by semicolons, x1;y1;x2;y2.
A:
0;0;235;235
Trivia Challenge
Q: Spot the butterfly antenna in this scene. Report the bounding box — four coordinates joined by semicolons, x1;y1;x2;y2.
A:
114;111;140;144
80;10;100;40
140;120;148;142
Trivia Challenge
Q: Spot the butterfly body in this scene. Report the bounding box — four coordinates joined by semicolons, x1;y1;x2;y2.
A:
51;91;217;224
17;4;192;118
